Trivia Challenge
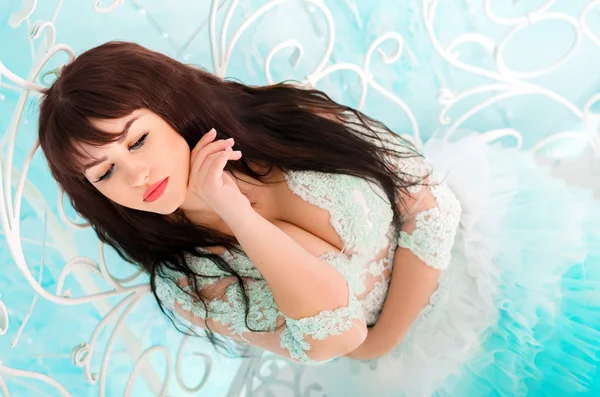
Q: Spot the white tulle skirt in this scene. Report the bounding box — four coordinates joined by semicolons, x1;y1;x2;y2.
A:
246;130;600;397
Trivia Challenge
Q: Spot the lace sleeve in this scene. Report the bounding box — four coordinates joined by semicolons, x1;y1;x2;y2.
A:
341;112;461;268
355;118;462;270
154;262;366;365
391;150;462;270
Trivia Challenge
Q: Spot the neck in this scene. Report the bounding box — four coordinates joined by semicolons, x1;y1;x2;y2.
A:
177;189;223;227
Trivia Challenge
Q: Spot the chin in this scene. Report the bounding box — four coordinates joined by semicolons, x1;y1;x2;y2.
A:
163;204;182;215
163;191;187;215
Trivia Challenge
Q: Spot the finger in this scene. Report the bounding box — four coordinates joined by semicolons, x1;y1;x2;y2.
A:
205;147;232;182
190;128;217;164
194;129;216;153
190;149;241;196
192;147;231;184
190;131;215;166
192;138;234;166
191;137;234;172
203;149;241;171
212;146;233;180
207;137;234;151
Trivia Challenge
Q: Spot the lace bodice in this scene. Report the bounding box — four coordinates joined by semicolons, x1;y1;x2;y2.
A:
155;123;462;365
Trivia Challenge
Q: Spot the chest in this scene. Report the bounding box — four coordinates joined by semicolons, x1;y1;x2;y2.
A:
208;169;395;260
273;171;395;259
275;181;344;253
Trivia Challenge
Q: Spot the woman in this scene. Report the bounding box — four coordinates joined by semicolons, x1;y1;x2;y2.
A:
38;41;600;396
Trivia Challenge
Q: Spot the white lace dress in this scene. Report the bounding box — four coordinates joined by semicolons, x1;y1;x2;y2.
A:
156;125;600;397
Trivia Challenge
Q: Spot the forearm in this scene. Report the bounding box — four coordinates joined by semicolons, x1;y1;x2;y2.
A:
345;246;441;360
221;207;351;320
344;326;390;360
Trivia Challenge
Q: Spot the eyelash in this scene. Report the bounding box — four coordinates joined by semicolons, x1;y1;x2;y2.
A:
97;132;149;182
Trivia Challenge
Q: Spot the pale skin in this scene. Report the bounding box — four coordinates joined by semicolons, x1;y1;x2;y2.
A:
80;108;441;362
81;108;234;228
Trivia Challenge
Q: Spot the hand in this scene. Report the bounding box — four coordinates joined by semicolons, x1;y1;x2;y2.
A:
188;128;250;215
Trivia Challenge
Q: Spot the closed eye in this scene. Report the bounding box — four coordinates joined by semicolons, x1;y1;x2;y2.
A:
96;132;149;182
130;132;148;151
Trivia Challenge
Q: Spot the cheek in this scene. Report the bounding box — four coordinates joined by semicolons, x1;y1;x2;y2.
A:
96;182;132;205
97;184;118;200
170;139;191;169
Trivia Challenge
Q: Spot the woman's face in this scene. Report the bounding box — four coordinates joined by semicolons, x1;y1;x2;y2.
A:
80;109;191;214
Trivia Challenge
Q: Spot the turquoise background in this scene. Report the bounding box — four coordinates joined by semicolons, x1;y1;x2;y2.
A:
1;1;599;395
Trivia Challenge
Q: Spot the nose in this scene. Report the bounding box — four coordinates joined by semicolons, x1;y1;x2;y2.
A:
123;161;150;188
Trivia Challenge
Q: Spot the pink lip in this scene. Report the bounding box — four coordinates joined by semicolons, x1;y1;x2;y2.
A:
143;177;169;202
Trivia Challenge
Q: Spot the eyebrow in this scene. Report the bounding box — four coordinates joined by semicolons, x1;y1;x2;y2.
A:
82;115;141;172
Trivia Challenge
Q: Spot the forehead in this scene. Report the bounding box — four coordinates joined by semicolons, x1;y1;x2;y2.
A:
89;109;147;132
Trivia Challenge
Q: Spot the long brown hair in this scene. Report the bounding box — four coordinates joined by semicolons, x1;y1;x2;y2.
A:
37;41;428;358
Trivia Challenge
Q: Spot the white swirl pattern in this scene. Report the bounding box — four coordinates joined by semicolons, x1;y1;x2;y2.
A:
0;0;599;395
